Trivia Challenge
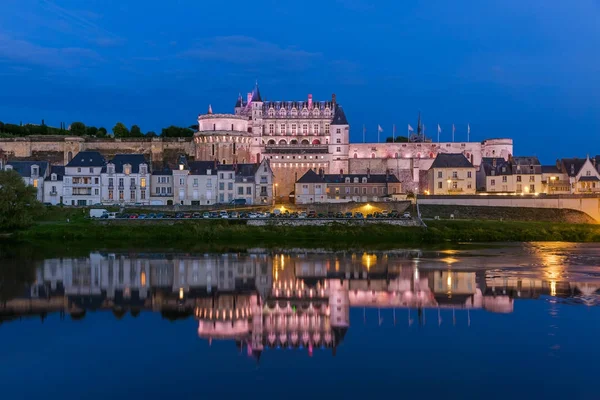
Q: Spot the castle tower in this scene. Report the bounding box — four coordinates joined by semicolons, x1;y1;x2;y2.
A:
194;110;253;164
329;103;350;174
249;82;264;162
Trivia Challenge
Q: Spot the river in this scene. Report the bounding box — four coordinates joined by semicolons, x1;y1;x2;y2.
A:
1;243;600;399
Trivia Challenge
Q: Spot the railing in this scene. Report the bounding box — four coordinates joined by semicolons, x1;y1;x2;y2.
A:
448;188;464;193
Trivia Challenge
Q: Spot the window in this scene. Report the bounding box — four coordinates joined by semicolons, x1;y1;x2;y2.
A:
77;168;81;173
517;176;522;182
119;178;124;187
586;170;591;176
302;124;308;135
219;193;224;202
167;187;172;194
437;171;442;178
130;190;135;200
336;128;341;134
372;187;377;194
517;184;522;192
336;147;341;152
362;187;367;194
228;182;233;190
491;179;496;186
207;178;212;186
291;124;297;134
89;167;93;173
109;178;114;187
219;182;224;190
238;187;244;195
179;178;184;185
354;187;359;194
325;123;330;134
530;184;535;192
269;124;274;134
130;178;135;187
229;173;233;179
345;187;350;194
529;176;535;182
438;182;442;189
228;193;233;201
141;190;146;200
95;177;99;184
141;178;146;188
124;166;131;175
155;187;160;194
452;171;458;179
193;178;198;187
219;173;224;179
33;179;38;188
246;187;252;195
314;124;319;135
280;124;286;134
336;138;341;144
452;182;458;189
109;190;114;199
467;171;472;178
502;176;507;183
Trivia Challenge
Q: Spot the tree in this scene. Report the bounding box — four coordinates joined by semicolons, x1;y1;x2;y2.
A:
70;121;86;135
112;122;129;138
146;131;157;137
130;124;143;137
385;136;409;143
86;126;98;136
0;170;42;231
0;121;4;132
161;125;194;138
97;127;108;137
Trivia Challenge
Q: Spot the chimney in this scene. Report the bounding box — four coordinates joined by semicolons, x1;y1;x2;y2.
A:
332;93;336;106
385;169;390;181
319;168;324;178
247;92;252;105
340;169;343;179
214;159;217;170
308;94;313;109
367;168;370;178
492;158;497;168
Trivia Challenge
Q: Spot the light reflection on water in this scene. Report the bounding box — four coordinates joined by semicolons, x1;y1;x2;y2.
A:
1;243;600;399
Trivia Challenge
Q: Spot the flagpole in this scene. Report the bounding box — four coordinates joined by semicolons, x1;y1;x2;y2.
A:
377;125;379;143
363;124;365;143
392;124;395;142
467;123;470;142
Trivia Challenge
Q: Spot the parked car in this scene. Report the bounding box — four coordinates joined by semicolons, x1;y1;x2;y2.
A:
344;212;353;218
183;213;192;219
209;211;219;218
148;213;156;219
156;213;165;219
248;212;258;219
138;214;147;219
354;212;364;219
129;214;138;219
192;212;201;218
219;211;229;219
175;212;184;219
202;212;210;218
335;212;344;218
327;211;335;218
230;211;239;218
402;212;411;219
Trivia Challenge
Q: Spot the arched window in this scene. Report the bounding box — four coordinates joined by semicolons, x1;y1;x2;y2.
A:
371;153;375;159
279;139;287;145
312;139;321;145
354;153;358;159
429;152;434;158
290;139;298;144
301;139;309;145
268;139;276;145
67;151;73;162
222;159;226;165
492;150;496;155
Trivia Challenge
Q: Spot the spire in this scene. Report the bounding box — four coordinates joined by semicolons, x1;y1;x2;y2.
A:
331;105;348;125
251;81;262;102
235;93;242;107
207;104;213;114
417;112;422;135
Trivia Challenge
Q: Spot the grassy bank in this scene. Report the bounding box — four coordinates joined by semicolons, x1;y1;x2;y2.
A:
8;217;600;250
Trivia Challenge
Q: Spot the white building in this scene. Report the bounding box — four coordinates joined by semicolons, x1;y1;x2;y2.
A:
217;158;274;205
3;160;49;201
63;151;105;206
43;166;65;205
101;154;150;205
150;165;174;206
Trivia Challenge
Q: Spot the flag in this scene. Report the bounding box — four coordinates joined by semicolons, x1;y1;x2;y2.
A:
467;123;471;134
437;124;442;134
378;125;384;132
408;124;414;132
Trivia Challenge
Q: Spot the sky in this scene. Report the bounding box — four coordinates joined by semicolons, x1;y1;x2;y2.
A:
0;0;599;163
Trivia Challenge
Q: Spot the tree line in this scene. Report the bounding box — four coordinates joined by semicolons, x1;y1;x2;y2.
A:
0;120;198;138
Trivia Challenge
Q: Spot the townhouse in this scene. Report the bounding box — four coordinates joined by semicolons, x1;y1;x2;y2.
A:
427;154;476;195
101;154;150;205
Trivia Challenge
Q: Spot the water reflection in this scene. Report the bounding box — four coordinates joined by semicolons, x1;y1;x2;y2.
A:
2;249;600;355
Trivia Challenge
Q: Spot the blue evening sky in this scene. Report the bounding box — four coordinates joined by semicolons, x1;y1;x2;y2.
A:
0;0;598;162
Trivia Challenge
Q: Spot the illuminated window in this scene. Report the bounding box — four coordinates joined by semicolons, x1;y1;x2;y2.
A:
141;178;146;188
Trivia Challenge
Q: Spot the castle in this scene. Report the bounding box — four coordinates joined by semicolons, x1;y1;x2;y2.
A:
0;82;513;195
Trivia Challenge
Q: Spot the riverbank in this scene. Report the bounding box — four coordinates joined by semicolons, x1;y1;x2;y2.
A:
7;218;600;250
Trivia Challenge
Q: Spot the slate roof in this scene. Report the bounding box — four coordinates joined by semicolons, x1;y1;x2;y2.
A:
560;158;587;177
103;154;148;173
331;105;348;125
481;157;512;176
430;153;474;169
188;161;217;175
251;82;262;102
541;165;561;174
66;151;106;167
151;164;173;176
510;156;542;174
579;176;600;182
218;163;260;177
296;169;400;184
45;166;65;181
5;160;49;177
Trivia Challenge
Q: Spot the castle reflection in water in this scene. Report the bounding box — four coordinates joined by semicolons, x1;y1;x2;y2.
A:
2;251;599;358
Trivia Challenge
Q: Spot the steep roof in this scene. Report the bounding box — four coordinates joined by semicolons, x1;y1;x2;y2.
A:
45;166;65;181
251;82;262;102
430;153;474;169
481;157;512;176
5;160;49;177
104;154;148;173
66;151;106;167
296;169;401;184
188;161;217;175
560;158;587;177
510;156;542;174
217;163;260;177
331;105;348;125
541;165;561;174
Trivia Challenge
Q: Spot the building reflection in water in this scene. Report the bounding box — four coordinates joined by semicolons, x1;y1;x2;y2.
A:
2;251;600;358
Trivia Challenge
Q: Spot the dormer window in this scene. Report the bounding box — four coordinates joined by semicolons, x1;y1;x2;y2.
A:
51;173;57;181
345;177;350;183
124;165;131;175
179;164;184;171
362;177;367;183
312;109;319;117
501;167;506;173
586;170;591;176
268;109;275;117
31;166;39;176
353;177;359;183
140;164;147;174
279;108;286;117
324;108;331;117
107;164;115;174
301;108;308;117
291;108;298;117
207;169;211;175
